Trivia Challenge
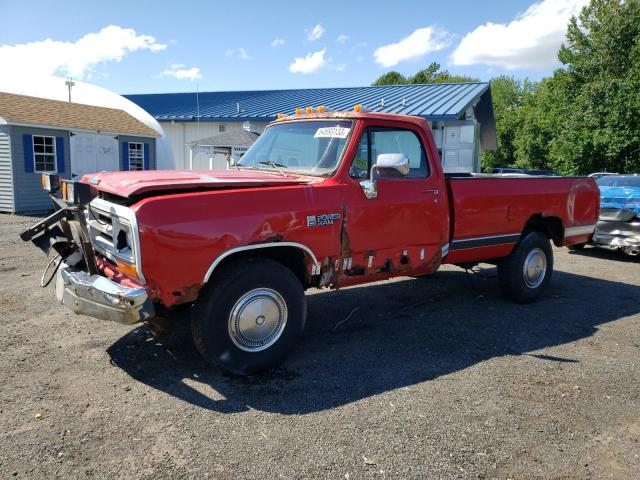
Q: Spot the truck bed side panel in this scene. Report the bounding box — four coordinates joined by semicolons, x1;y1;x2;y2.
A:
444;176;599;264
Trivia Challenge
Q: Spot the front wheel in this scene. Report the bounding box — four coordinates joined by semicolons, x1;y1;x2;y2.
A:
498;231;553;303
191;257;306;375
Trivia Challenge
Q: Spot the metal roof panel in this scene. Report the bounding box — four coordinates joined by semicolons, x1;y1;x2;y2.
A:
125;83;490;122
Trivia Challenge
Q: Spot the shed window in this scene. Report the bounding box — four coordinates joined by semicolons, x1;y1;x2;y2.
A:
218;124;226;133
33;135;57;173
128;142;144;170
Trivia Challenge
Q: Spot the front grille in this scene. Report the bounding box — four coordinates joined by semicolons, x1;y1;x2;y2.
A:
87;205;134;265
86;198;144;283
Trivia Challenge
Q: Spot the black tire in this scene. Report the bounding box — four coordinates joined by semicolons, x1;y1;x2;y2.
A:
191;257;306;375
568;242;586;251
498;231;553;304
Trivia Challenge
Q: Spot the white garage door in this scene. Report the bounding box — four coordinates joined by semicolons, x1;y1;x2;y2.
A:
70;132;119;179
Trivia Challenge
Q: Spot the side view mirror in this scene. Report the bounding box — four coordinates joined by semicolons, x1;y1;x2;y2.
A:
358;153;410;200
374;153;410;177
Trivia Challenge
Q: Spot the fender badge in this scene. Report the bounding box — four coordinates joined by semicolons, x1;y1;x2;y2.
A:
307;213;341;227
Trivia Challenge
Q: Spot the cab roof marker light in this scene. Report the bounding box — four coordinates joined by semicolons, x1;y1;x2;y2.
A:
354;104;362;112
276;113;285;119
295;108;302;115
305;106;313;114
317;105;326;113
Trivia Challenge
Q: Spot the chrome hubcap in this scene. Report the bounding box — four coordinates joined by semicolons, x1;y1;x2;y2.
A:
228;288;288;352
522;248;547;289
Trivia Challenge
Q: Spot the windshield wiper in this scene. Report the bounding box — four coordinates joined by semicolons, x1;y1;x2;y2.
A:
259;160;288;177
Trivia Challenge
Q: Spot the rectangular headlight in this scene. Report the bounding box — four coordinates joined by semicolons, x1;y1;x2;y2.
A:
41;173;60;193
60;180;92;204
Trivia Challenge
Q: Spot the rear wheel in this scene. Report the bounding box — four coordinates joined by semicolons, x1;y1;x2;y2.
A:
192;257;306;375
498;231;553;303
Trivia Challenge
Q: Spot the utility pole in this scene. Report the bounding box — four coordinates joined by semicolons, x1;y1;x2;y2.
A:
65;79;75;102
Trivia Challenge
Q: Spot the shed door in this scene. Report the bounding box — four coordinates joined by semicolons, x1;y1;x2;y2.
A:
70;132;119;179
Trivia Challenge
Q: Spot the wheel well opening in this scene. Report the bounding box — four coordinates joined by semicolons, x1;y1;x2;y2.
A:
524;214;564;246
213;246;310;287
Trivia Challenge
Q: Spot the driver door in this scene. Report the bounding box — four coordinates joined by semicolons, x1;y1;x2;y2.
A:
338;125;449;284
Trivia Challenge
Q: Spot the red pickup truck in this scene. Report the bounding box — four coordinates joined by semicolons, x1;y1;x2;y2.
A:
23;110;599;375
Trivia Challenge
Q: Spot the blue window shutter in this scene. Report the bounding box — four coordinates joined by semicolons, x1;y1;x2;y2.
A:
23;134;34;172
143;143;150;170
122;142;129;170
55;137;65;173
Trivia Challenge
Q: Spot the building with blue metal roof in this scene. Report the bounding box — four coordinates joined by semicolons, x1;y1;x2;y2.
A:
125;83;496;172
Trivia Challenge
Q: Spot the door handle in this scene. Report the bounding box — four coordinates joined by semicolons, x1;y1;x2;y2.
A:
422;189;440;195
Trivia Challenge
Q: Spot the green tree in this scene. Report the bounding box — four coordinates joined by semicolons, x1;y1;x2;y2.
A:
515;0;640;175
512;74;570;172
481;76;536;171
554;0;640;174
372;62;479;86
372;71;407;86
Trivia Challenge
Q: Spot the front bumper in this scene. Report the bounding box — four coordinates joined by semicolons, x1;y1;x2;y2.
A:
592;217;640;250
55;265;155;325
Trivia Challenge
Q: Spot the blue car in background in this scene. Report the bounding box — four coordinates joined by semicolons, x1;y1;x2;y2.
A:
588;175;640;256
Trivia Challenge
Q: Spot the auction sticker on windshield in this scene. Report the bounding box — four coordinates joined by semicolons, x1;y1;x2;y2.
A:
314;126;350;139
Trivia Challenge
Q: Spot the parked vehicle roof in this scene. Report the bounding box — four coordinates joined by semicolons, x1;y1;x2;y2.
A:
596;174;640;187
526;169;560;176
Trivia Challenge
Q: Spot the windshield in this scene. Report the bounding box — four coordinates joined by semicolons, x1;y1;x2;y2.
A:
596;175;640;188
237;120;352;176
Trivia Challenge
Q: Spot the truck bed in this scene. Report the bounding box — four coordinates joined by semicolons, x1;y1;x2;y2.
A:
444;175;599;264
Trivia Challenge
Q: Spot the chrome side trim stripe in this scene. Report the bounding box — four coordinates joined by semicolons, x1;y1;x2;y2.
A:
203;242;320;282
450;233;521;251
564;224;596;237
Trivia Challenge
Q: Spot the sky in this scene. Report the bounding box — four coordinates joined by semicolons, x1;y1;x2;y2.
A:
0;0;589;95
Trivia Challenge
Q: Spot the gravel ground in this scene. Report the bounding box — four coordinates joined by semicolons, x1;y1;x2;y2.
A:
1;213;639;479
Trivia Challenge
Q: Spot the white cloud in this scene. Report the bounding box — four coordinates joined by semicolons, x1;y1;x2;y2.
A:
270;38;286;48
289;48;328;74
374;26;451;68
336;34;349;44
0;25;166;79
159;64;202;80
225;47;250;60
451;0;588;70
306;24;325;42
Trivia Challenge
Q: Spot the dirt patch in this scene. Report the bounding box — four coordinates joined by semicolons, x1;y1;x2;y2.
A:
0;213;639;479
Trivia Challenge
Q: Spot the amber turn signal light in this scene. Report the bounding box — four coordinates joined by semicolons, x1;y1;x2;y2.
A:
116;259;140;281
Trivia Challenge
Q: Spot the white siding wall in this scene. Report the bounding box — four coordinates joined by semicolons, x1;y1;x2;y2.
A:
0;126;14;212
433;119;480;173
161;121;267;169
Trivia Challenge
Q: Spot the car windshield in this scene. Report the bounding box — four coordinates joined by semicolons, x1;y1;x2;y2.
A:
237;120;352;176
596;175;640;187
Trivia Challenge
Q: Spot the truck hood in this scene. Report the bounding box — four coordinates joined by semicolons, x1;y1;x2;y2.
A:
82;169;315;198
